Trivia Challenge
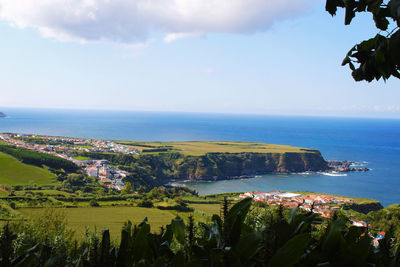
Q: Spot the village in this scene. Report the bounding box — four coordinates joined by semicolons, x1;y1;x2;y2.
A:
238;191;385;247
0;133;138;191
238;191;355;218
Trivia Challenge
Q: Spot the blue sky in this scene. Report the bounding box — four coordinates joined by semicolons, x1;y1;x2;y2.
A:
0;1;399;118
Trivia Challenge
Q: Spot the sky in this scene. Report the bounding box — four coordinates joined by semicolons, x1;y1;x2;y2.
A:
0;0;399;118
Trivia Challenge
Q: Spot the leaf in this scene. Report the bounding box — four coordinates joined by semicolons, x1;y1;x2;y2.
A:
388;0;400;19
322;219;347;254
288;207;299;224
235;232;262;261
342;56;351;66
132;222;151;261
100;229;111;266
357;0;368;11
172;218;186;244
13;253;38;267
326;0;339;15
224;198;253;231
162;224;174;244
345;0;356;25
117;228;132;266
268;233;311;267
373;12;389;30
389;30;400;64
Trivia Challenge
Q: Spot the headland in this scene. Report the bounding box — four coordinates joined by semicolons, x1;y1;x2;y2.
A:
0;134;369;191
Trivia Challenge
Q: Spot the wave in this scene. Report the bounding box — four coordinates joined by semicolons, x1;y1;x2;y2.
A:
321;172;348;177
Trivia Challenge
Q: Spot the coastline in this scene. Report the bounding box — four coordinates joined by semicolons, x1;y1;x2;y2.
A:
0;111;399;206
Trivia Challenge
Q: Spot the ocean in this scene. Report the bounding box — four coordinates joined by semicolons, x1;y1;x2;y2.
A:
0;107;399;206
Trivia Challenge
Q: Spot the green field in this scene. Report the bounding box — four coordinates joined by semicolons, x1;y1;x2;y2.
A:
19;206;177;238
17;201;223;239
190;203;221;216
0;152;57;185
116;141;314;156
72;156;91;161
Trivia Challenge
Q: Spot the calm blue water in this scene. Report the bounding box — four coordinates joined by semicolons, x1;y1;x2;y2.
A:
0;107;399;206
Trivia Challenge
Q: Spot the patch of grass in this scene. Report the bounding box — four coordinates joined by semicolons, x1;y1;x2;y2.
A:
116;141;314;156
189;203;221;216
72;156;91;161
0;152;57;185
19;206;177;238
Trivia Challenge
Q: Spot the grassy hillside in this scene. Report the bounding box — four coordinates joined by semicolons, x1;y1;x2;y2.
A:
0;152;57;185
116;141;317;156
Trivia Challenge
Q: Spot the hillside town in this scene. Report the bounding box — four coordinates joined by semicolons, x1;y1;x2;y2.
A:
238;191;385;247
238;191;354;219
0;133;138;190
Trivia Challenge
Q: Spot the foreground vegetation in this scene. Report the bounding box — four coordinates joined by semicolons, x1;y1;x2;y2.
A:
1;198;399;266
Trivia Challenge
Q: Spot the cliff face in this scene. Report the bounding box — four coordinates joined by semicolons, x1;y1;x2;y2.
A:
150;151;328;181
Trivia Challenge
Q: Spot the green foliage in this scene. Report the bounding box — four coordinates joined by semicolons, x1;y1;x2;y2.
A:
121;181;134;194
1;198;400;266
364;204;400;237
326;0;400;82
10;207;74;258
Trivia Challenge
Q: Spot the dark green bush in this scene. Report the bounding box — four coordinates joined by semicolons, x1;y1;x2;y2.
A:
137;200;153;208
89;199;100;207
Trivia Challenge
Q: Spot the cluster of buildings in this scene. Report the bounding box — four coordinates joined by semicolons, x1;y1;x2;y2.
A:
84;160;128;191
1;133;138;155
0;133;134;191
238;191;354;219
238;191;386;245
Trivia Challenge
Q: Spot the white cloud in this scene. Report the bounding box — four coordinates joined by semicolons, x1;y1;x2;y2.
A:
0;0;310;43
164;32;204;43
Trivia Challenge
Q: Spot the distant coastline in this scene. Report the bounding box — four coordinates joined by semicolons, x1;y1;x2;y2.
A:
0;112;6;117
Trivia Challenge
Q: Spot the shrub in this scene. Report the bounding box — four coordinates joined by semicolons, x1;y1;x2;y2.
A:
137;200;153;208
89;199;100;207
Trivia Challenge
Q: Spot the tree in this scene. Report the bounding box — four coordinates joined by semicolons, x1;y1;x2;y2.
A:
326;0;400;82
121;182;134;194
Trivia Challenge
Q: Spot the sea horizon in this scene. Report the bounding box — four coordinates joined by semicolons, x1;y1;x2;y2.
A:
2;106;400;121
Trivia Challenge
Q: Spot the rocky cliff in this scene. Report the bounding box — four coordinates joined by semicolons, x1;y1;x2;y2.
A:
149;150;329;181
